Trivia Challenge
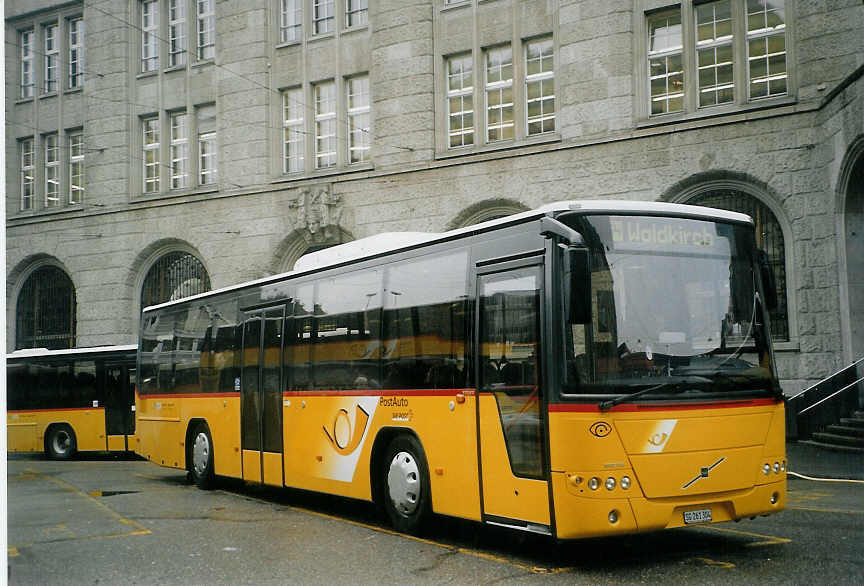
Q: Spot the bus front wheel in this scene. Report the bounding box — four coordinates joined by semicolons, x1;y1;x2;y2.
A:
46;424;77;460
189;422;215;490
382;435;431;534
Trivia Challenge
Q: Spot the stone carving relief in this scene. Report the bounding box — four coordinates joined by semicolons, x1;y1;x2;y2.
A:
288;185;343;244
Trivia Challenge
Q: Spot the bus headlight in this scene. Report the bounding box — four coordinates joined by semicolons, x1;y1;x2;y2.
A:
608;510;619;524
588;477;600;490
605;477;616;491
620;476;631;490
762;463;771;475
773;462;781;474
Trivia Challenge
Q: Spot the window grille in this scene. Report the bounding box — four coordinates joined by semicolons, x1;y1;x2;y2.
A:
20;138;35;211
169;0;187;67
283;88;305;173
347;76;370;163
314;81;337;168
44;24;59;93
486;46;514;142
141;252;212;308
689;189;789;341
68;18;84;89
281;0;302;43
447;54;474;148
20;29;34;98
346;0;368;28
197;0;215;60
69;131;84;204
16;266;76;350
525;38;555;135
44;134;60;207
142;0;159;72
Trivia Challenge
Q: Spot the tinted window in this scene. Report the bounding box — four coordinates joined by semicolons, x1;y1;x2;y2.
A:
382;251;469;390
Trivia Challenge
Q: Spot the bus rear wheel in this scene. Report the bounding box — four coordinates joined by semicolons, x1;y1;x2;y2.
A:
46;424;77;460
382;435;431;535
189;422;215;490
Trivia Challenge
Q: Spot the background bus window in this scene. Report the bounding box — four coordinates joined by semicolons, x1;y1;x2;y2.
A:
479;266;543;479
382;251;468;390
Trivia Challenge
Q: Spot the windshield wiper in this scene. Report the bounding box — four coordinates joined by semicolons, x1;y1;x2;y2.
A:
598;377;710;411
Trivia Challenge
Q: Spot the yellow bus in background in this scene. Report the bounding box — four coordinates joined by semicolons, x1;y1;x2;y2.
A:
7;345;137;459
136;201;787;538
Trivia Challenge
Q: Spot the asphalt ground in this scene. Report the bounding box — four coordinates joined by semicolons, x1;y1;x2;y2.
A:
5;444;863;585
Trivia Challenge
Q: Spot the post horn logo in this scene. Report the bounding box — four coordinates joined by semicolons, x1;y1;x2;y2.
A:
589;421;612;438
323;405;370;455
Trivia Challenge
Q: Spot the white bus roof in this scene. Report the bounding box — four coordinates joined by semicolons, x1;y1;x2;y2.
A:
143;200;753;313
7;345;137;359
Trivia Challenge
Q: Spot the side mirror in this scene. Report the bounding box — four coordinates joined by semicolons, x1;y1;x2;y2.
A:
567;247;591;324
757;249;778;312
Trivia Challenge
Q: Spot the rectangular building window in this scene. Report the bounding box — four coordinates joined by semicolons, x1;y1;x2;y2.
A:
197;0;215;60
44;134;60;207
747;0;786;99
313;0;334;35
170;112;189;189
20;138;35;211
169;0;187;67
197;105;218;185
143;117;160;193
20;30;34;98
69;131;84;204
44;24;59;93
696;1;734;107
447;54;474;148
485;46;514;142
280;0;302;43
142;0;159;72
314;81;337;168
647;8;684;115
68;19;84;89
347;76;370;164
346;0;368;28
525;38;555;135
283;88;305;173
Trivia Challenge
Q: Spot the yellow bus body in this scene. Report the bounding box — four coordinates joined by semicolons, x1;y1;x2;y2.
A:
7;408;133;454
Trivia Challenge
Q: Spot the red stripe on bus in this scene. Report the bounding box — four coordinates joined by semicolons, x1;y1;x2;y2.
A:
548;398;780;412
281;389;476;397
7;406;105;413
137;392;241;399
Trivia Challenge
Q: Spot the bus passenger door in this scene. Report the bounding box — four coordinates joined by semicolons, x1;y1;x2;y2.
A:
476;262;551;533
104;363;134;451
241;307;285;487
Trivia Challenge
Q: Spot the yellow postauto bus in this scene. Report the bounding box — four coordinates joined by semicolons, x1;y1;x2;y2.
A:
7;345;137;459
136;201;786;539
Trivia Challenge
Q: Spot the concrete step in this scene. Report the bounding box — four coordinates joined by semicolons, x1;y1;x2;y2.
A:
811;432;864;448
825;424;864;437
839;417;864;428
797;440;864;454
853;411;864;420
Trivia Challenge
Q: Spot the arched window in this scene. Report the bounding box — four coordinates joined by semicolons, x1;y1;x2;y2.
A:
688;190;789;341
141;252;211;308
16;265;76;349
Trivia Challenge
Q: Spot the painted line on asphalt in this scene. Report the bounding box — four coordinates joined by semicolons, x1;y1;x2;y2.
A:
697;525;791;547
23;467;152;539
788;505;864;515
690;557;735;568
225;489;574;575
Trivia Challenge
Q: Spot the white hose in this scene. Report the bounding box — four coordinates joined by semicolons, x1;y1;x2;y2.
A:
787;470;864;484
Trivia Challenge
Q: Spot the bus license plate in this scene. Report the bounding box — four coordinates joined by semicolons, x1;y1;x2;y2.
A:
683;509;712;524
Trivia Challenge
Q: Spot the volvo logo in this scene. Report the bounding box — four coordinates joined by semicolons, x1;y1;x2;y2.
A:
589;421;612;438
682;457;726;490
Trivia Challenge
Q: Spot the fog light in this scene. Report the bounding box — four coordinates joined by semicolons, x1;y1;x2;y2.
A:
608;509;619;524
605;477;616;491
773;461;780;474
770;492;779;505
620;476;631;490
762;463;771;475
589;477;600;490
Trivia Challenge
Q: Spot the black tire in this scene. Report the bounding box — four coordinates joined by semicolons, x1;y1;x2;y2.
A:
46;424;77;460
382;435;431;534
188;422;215;490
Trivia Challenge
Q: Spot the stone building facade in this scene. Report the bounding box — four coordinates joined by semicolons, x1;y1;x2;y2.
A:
5;0;864;394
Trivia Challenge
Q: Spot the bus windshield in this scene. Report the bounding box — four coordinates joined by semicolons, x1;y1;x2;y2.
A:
561;214;779;400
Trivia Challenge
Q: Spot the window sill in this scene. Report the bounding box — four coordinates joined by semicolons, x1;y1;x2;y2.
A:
12;205;82;219
276;39;302;50
441;0;471;11
773;341;800;352
137;71;158;80
39;92;58;100
192;59;215;69
308;32;335;43
436;132;561;161
64;87;83;95
637;95;798;130
164;64;188;74
15;97;35;105
135;185;220;202
272;163;375;185
341;24;369;35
